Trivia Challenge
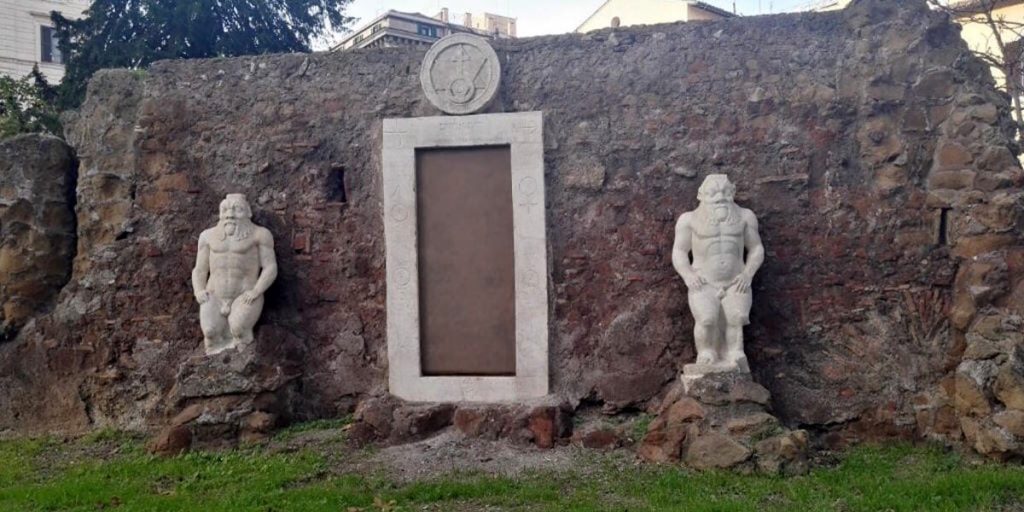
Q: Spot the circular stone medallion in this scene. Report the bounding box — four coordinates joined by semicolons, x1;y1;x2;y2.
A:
420;34;501;115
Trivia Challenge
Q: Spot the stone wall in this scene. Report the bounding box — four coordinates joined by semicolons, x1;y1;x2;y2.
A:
0;134;76;340
1;0;1022;457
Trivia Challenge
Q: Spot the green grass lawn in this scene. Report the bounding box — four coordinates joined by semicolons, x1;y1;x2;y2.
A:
0;430;1022;512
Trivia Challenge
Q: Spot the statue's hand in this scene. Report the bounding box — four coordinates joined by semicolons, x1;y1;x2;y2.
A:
241;290;261;305
682;272;706;290
195;290;210;305
731;273;752;294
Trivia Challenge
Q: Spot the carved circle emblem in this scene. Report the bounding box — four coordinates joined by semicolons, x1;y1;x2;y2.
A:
390;205;409;222
395;268;411;287
518;176;538;196
420;34;501;115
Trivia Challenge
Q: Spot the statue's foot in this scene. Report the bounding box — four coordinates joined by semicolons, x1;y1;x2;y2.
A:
724;351;744;363
204;337;232;356
726;352;751;373
696;353;716;365
232;334;254;347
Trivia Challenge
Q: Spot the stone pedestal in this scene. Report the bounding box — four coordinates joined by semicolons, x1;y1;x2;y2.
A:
149;327;304;455
639;371;808;474
681;357;751;393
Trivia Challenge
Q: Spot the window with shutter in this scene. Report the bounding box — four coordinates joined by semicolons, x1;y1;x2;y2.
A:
40;26;62;64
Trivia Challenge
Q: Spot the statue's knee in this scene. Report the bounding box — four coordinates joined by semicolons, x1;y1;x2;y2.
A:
725;314;749;327
201;324;219;338
229;322;247;338
695;317;717;329
199;315;223;338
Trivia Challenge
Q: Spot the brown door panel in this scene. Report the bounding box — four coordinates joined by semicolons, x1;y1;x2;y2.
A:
416;146;517;376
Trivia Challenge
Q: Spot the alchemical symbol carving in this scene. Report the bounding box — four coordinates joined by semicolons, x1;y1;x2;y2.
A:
420;34;501;115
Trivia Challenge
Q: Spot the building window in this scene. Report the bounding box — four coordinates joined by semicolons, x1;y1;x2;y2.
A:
40;26;62;64
371;23;382;34
354;34;364;44
417;24;438;38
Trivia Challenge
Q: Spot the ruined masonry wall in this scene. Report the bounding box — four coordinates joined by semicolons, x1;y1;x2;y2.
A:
1;0;1022;457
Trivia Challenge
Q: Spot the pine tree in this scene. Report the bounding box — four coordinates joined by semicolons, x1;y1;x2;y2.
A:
52;0;353;108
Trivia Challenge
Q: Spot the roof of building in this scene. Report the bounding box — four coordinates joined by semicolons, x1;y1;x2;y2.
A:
576;0;736;33
331;9;491;50
692;1;738;18
946;0;1024;13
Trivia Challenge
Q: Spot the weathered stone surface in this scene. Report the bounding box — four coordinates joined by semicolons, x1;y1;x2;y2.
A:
685;432;752;470
561;156;606;190
754;430;809;475
353;396;398;439
0;134;76;341
664;397;705;424
685;372;771;406
963;335;1001;360
243;411;276;433
176;355;257;399
148;425;192;456
638;420;689;463
0;0;1021;463
726;412;780;436
453;408;490;437
993;410;1024;437
526;405;573;449
953;361;998;416
961;417;1018;457
994;357;1024;411
390;404;455;443
643;373;798;471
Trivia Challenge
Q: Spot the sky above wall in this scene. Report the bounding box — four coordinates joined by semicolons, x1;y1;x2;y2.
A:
319;0;818;48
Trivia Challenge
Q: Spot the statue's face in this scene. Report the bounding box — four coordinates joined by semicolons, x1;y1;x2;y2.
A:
219;196;251;233
697;176;736;206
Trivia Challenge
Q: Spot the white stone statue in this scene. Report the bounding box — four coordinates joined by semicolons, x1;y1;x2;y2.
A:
192;194;278;355
672;175;764;377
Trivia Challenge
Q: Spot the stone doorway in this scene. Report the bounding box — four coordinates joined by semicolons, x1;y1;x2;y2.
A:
382;112;548;402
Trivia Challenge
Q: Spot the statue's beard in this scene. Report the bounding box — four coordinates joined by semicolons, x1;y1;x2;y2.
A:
699;202;736;225
218;218;254;241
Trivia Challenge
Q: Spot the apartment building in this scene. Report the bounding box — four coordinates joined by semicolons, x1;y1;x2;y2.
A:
0;0;90;81
331;8;515;52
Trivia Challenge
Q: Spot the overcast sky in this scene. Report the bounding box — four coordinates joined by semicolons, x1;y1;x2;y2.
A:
320;0;818;48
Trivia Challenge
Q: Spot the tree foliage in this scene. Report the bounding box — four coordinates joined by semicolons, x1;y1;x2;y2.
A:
0;67;61;139
52;0;354;108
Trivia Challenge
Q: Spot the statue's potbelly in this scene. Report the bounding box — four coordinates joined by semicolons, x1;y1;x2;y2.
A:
693;244;744;284
208;256;259;298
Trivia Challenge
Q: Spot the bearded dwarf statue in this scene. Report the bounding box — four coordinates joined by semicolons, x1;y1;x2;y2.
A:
672;175;764;377
191;194;278;355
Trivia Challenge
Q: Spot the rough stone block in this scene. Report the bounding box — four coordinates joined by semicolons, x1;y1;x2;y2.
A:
994;361;1024;411
683;372;771;406
0;135;76;340
148;425;192;456
638;422;689;463
684;432;752;470
993;410;1024;437
754;430;809;475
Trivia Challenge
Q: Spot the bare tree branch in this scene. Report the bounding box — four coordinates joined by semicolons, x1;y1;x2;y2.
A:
929;0;1024;137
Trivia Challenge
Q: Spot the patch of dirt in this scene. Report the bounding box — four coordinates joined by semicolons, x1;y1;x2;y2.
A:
31;433;147;480
270;427;639;482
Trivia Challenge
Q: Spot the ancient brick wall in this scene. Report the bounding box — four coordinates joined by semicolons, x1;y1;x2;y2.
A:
1;0;1022;456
